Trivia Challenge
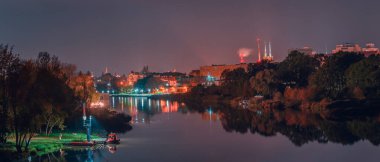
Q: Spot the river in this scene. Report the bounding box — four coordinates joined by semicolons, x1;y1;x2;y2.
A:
32;97;380;162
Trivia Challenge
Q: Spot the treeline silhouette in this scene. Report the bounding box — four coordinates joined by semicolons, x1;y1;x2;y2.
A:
189;51;380;111
0;45;131;153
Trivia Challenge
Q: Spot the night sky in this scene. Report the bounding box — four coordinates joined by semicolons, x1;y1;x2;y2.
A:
2;0;380;75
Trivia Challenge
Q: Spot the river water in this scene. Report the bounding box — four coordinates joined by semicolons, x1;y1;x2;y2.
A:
32;97;380;162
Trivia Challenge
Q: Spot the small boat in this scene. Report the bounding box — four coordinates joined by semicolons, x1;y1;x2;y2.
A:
68;141;96;146
105;133;120;144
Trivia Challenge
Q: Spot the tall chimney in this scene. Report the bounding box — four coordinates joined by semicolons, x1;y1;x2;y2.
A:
264;42;268;58
257;38;261;62
269;41;272;57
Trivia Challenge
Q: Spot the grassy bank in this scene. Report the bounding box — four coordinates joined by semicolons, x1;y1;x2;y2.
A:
0;132;102;160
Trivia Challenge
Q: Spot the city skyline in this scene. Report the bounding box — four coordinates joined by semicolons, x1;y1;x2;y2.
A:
2;0;380;74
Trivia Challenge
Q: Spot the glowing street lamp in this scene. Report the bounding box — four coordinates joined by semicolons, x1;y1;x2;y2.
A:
82;103;92;142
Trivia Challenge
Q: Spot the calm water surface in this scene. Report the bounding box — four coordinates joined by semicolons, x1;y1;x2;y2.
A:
34;97;380;162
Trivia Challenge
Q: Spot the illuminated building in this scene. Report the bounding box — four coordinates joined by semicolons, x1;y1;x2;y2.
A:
156;75;177;87
127;71;145;86
332;43;380;56
362;43;380;56
332;43;362;53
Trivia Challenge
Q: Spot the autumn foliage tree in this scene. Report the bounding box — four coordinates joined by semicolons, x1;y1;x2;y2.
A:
68;71;97;109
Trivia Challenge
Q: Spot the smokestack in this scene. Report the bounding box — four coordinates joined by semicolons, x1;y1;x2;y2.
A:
269;41;272;57
256;38;261;63
264;42;268;58
104;66;108;74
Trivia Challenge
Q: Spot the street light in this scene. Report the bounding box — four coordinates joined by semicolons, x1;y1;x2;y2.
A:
83;103;92;142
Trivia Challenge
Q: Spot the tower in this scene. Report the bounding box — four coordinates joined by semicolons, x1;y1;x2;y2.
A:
256;38;261;62
264;42;268;59
269;41;273;61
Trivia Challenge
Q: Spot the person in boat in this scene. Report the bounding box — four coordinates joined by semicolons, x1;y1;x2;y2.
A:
106;133;120;144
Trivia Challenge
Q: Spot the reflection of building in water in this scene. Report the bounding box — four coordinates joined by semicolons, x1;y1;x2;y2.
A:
201;108;219;121
111;97;183;124
160;100;178;113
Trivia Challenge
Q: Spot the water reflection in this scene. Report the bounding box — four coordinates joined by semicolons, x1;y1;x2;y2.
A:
194;104;380;146
110;97;186;124
32;145;120;162
112;97;380;146
30;98;380;162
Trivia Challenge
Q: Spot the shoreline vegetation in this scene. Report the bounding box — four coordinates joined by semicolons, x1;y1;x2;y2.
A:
160;51;380;120
0;133;101;161
0;45;132;160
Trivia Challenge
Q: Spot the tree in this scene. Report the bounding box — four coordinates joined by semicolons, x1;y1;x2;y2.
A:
277;51;319;87
69;71;97;108
0;45;20;144
33;53;77;135
311;52;364;99
41;103;65;135
247;60;277;77
250;69;280;98
345;55;380;98
8;61;42;153
221;68;250;97
134;75;165;91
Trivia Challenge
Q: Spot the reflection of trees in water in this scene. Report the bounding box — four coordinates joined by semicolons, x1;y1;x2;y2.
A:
34;147;112;162
91;109;133;134
188;104;380;146
34;150;65;161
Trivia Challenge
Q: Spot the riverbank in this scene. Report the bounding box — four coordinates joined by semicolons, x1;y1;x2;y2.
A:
178;92;380;120
0;133;102;161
